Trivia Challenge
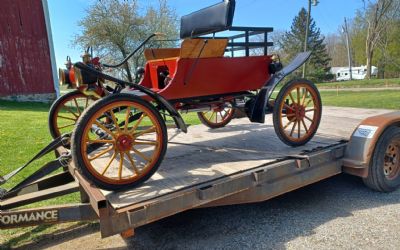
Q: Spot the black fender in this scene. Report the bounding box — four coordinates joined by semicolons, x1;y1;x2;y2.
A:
249;51;312;123
74;62;187;133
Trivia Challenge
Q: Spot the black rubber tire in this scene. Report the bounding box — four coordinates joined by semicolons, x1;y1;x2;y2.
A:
197;106;235;129
272;79;322;147
71;94;168;191
363;126;400;192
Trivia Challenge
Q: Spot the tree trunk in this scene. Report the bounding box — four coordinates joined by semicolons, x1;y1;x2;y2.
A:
366;42;373;80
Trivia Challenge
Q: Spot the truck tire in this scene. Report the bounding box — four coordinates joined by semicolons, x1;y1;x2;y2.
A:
363;126;400;192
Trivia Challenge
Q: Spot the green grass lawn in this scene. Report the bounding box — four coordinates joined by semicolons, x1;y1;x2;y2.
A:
320;90;400;110
0;88;399;247
316;78;400;89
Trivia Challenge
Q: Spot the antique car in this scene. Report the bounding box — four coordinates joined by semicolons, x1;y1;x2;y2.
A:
70;0;322;190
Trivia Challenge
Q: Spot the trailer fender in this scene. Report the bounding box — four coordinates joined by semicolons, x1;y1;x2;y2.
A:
342;111;400;177
74;62;187;133
250;51;312;123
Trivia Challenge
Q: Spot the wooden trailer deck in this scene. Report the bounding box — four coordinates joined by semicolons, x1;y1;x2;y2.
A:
65;107;390;237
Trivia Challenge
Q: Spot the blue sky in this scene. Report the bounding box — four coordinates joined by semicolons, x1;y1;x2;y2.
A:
48;0;365;69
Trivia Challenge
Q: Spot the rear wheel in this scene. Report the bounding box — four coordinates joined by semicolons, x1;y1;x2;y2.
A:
273;79;322;147
71;94;168;191
197;102;235;129
48;90;96;140
363;126;400;192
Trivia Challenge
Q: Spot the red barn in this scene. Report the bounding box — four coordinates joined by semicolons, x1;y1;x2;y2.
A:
0;0;58;102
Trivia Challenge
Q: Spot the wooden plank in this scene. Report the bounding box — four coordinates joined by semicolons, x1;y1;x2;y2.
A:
144;48;180;61
180;39;228;58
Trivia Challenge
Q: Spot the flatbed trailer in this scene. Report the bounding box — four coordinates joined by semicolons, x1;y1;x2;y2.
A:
1;107;400;239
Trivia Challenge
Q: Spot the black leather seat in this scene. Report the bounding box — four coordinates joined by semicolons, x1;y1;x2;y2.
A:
180;0;236;39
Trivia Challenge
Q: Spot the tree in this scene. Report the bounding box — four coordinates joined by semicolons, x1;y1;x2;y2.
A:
363;0;394;79
74;0;179;82
279;8;331;82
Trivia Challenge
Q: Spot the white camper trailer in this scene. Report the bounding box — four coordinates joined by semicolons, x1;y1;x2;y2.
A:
334;66;378;81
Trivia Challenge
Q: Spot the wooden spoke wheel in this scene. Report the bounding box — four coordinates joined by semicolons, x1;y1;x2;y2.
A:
48;90;96;142
364;126;400;192
273;79;322;147
71;94;167;191
197;102;235;129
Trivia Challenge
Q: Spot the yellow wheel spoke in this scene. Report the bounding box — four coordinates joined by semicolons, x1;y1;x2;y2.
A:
288;93;296;104
134;140;158;146
129;113;146;134
304;99;313;107
118;152;124;180
132;147;152;162
126;153;140;174
301;119;309;133
296;87;300;105
88;139;115;144
58;123;75;129
290;120;297;136
94;121;116;139
89;146;114;161
101;152;117;176
209;112;216;121
283;120;294;130
305;115;313;122
85;98;89;109
62;105;79;118
109;110;121;133
57;115;76;122
73;98;81;115
134;126;156;138
284;104;294;111
301;89;308;106
124;107;131;132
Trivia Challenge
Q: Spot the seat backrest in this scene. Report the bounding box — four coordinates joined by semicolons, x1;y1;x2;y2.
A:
180;39;228;59
180;0;236;39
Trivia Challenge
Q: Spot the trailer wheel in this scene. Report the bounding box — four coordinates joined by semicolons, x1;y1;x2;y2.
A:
197;103;235;129
363;126;400;192
49;90;96;142
273;79;322;147
71;94;168;191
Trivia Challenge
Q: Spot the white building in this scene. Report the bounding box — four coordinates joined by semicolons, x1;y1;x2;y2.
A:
331;66;378;81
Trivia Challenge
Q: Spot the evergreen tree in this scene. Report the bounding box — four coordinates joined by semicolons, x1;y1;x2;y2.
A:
279;8;331;81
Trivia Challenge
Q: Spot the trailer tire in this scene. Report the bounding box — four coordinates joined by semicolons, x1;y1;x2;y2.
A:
363;126;400;192
71;94;168;191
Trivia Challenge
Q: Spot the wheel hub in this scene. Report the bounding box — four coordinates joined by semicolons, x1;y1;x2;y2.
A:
384;143;400;180
287;104;305;121
116;134;134;152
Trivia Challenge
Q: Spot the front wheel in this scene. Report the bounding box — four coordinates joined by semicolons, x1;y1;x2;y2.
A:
71;94;168;191
197;102;235;129
273;79;322;147
363;126;400;192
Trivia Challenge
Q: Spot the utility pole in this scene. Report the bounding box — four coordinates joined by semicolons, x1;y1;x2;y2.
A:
302;0;319;78
343;17;353;80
